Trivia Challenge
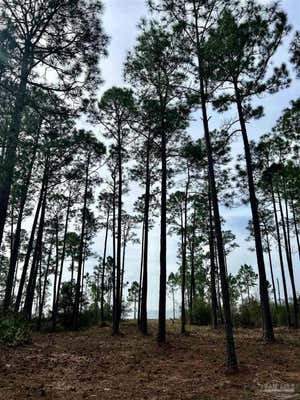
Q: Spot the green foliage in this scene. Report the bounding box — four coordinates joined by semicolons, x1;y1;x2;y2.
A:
236;264;258;302
0;314;31;346
190;298;212;326
290;31;300;78
234;300;262;328
271;304;290;327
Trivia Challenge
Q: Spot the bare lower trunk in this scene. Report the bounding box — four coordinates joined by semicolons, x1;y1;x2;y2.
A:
158;130;167;344
234;81;274;342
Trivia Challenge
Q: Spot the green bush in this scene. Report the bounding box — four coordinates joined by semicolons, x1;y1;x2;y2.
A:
190;299;212;325
0;314;31;346
234;300;262;328
271;303;291;327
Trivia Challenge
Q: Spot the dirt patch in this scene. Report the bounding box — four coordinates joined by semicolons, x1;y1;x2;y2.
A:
0;322;300;399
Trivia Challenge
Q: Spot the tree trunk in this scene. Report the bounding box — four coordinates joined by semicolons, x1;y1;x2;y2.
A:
37;236;53;331
119;232;127;320
53;193;71;331
100;209;110;322
3;132;39;310
141;138;151;335
192;0;237;370
23;175;48;320
277;189;298;328
73;153;90;330
138;222;144;327
234;81;274;342
113;131;122;335
0;50;30;247
291;200;300;260
209;191;218;329
271;184;291;326
181;166;190;334
15;165;47;312
265;231;278;309
52;217;60;331
112;173;117;329
158;129;167;344
277;278;281;306
189;209;196;323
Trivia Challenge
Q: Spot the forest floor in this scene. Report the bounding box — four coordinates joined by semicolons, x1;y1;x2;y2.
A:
0;321;300;400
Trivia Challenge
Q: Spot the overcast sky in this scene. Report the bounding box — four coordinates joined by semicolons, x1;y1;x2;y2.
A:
87;0;300;315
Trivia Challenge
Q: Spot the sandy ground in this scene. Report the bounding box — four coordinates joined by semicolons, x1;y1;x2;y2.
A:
0;321;300;399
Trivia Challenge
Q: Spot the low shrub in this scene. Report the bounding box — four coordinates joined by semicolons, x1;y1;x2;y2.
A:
190;299;212;325
234;300;262;328
0;313;31;346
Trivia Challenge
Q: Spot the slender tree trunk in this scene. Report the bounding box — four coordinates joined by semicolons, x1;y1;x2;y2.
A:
138;222;144;327
265;231;278;309
0;50;30;247
119;233;127;319
52;217;60;331
15;166;47;312
181;167;190;334
12;259;19;300
172;289;176;320
141;139;151;335
234;81;274;342
3;134;38;310
215;247;224;325
277;278;281;306
112;173;117;329
209;191;218;329
71;257;74;284
100;210;110;322
271;185;291;326
37;236;54;331
23;176;48;320
192;20;237;371
158;129;167;343
283;182;293;263
189;209;196;323
73;153;90;330
277;189;298;328
113;132;122;335
192;0;237;370
180;205;185;333
53;193;71;331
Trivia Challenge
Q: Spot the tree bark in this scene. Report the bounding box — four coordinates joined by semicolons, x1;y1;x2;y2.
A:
0;48;30;247
23;174;48;320
181;166;190;334
3;132;39;310
141;137;151;335
209;191;218;329
73;153;90;330
100;209;110;322
52;217;60;331
291;200;300;260
191;0;237;370
277;189;298;328
271;184;291;326
138;222;144;327
37;236;54;330
15;164;48;312
113;129;122;335
189;209;196;323
265;230;278;309
158;129;167;343
53;193;71;331
234;81;274;342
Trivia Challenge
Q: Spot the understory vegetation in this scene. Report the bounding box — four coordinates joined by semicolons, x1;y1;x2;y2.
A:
0;0;299;379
